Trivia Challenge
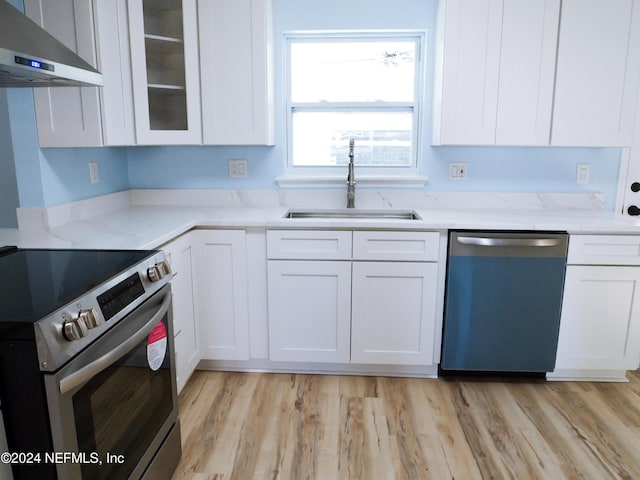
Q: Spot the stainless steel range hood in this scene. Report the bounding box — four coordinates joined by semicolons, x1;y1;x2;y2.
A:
0;1;103;87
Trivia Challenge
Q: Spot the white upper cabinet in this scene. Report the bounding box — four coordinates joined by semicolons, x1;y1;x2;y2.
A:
25;0;135;147
94;0;136;146
495;0;559;145
433;0;503;145
551;0;640;147
128;0;202;145
198;0;275;145
433;0;559;146
433;0;640;147
127;0;273;145
29;0;274;146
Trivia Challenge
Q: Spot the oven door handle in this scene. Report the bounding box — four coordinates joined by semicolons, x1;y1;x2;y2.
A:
59;291;171;395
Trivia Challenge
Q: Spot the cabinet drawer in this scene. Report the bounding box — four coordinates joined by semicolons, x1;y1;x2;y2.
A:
568;235;640;265
267;230;352;260
353;231;440;262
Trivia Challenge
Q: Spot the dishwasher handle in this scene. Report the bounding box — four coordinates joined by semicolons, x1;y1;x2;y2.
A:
456;236;561;248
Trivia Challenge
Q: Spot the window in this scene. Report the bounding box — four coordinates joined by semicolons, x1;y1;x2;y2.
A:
285;33;424;181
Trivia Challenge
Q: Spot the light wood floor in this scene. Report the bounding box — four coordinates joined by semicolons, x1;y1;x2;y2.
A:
171;369;640;479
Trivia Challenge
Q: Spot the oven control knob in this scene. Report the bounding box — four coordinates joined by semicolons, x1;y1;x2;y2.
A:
79;308;101;329
147;266;161;282
158;260;172;277
63;317;89;341
147;260;172;282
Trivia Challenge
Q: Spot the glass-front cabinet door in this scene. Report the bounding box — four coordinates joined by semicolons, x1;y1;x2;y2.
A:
128;0;201;144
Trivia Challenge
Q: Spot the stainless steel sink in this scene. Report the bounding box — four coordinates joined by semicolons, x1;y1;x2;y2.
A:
284;209;421;220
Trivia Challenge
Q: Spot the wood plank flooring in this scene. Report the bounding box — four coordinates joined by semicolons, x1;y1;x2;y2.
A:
171;370;640;479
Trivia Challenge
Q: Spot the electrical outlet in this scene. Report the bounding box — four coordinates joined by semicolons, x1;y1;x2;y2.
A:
576;164;590;184
229;159;247;178
449;163;468;181
89;162;99;184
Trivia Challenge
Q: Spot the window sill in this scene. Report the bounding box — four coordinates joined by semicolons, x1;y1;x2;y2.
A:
275;175;428;188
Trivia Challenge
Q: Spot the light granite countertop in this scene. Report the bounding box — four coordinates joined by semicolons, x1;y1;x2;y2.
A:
2;190;639;250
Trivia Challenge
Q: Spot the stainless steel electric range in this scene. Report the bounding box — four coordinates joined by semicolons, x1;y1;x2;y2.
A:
0;246;181;480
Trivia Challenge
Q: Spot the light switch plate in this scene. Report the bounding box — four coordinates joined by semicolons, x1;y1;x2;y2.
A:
89;162;99;184
449;163;467;181
576;164;590;184
229;159;247;178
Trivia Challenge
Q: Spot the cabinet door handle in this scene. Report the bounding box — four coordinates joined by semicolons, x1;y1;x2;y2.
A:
628;205;640;216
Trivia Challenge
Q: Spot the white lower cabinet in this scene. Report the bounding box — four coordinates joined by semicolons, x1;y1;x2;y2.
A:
551;234;640;381
163;228;255;386
266;230;442;367
161;231;200;393
267;260;351;363
351;261;438;365
555;265;640;373
197;230;250;361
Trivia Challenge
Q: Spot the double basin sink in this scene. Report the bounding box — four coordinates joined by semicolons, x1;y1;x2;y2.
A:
284;209;421;220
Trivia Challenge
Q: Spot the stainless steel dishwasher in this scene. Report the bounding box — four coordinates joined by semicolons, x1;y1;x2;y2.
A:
441;230;569;373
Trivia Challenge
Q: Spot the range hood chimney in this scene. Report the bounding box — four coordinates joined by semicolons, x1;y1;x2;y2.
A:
0;0;103;87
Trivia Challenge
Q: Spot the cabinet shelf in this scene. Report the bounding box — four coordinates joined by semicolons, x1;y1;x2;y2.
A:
144;34;184;57
148;84;186;91
144;33;183;44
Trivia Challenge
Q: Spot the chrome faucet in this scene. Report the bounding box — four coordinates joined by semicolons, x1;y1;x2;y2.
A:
346;137;356;208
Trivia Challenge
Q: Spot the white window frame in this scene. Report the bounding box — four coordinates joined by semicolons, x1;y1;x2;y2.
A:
277;31;428;188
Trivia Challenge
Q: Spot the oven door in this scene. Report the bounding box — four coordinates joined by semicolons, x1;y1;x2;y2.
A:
44;284;179;480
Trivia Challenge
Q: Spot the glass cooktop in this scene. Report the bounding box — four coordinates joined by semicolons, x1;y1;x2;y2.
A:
0;247;155;324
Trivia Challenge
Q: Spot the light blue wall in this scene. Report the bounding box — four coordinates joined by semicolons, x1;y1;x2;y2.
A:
0;90;20;227
127;145;278;189
38;147;129;205
5;88;45;207
3;87;129;210
127;0;622;210
428;146;620;195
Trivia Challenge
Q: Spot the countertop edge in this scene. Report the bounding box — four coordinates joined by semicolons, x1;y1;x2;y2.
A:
3;204;640;251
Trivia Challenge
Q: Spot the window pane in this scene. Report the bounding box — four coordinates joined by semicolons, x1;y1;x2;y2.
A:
292;111;413;167
291;40;416;103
